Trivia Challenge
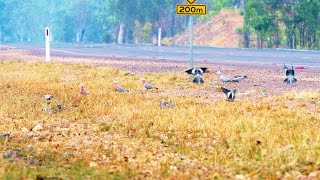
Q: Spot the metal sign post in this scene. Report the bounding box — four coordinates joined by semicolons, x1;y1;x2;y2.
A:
45;27;50;62
189;16;193;68
176;0;206;69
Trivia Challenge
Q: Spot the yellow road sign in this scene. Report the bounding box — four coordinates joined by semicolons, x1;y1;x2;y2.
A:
187;0;197;4
176;5;206;15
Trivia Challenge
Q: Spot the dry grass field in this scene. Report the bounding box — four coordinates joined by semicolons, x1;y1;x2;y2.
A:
0;49;320;179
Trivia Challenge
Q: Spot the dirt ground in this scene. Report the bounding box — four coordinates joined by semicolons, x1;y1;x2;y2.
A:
1;48;319;102
0;48;320;179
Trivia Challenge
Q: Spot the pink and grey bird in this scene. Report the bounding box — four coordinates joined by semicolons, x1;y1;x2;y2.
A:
217;69;247;83
114;82;129;93
142;79;158;90
79;84;89;95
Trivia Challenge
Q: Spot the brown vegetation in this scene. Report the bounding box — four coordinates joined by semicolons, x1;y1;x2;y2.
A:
165;9;244;47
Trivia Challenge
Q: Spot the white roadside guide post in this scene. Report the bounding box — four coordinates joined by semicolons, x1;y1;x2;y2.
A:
176;0;206;68
45;27;50;62
158;28;162;47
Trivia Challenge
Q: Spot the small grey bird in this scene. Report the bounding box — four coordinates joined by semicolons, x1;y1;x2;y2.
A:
159;99;174;109
44;94;53;100
0;133;10;138
185;67;209;84
142;79;158;90
221;87;236;101
160;99;166;109
284;65;297;84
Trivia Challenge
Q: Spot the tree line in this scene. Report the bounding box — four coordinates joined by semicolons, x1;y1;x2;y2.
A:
244;0;320;50
0;0;319;50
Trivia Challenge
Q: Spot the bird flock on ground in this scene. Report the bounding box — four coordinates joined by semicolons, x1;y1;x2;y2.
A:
43;64;298;112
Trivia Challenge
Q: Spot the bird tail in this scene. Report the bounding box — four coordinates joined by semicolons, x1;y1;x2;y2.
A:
193;76;204;84
284;77;297;84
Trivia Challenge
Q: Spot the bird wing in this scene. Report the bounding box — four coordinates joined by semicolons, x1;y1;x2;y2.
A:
221;87;230;95
291;68;295;76
284;64;289;75
286;69;294;76
185;68;195;75
199;67;208;73
285;69;290;76
232;76;246;82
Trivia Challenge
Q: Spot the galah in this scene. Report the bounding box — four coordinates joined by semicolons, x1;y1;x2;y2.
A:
142;79;158;90
216;70;233;83
221;87;236;101
217;70;247;83
114;82;129;93
284;64;297;84
79;84;89;95
185;67;209;84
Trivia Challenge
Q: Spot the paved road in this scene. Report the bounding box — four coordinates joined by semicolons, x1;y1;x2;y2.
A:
2;42;320;67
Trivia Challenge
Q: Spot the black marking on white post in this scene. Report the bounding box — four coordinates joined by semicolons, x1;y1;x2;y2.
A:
45;27;50;62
